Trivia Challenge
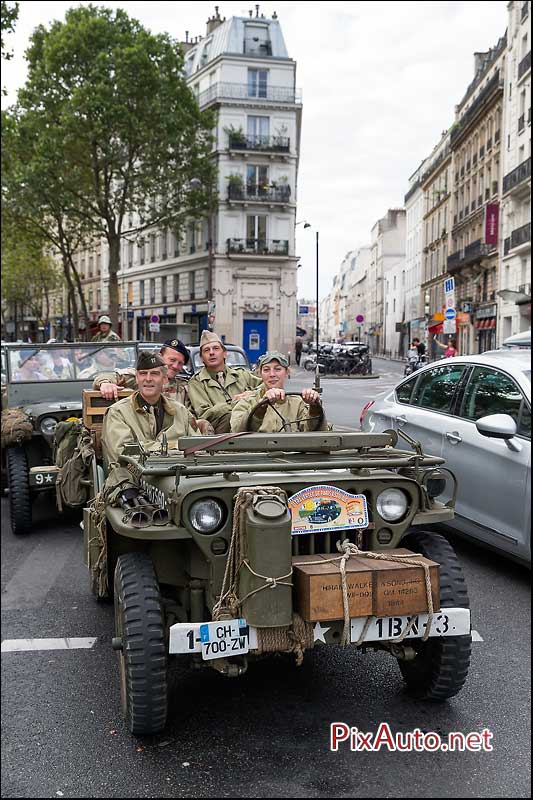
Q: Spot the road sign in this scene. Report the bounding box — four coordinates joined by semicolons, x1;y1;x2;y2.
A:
356;314;365;323
445;308;456;320
127;310;134;320
149;322;160;333
299;305;310;315
444;277;455;295
150;313;160;324
443;319;456;334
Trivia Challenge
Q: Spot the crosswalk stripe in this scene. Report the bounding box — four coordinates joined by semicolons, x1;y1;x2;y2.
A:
1;637;97;652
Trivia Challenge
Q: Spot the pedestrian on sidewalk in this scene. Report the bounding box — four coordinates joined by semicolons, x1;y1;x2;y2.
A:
433;335;458;358
294;336;303;366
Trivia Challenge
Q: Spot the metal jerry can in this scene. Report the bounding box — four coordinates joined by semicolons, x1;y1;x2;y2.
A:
239;494;293;627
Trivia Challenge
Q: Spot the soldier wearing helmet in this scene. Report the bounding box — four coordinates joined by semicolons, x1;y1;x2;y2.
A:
91;315;121;343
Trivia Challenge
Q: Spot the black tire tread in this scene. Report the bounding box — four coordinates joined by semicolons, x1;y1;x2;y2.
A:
398;530;471;701
115;552;168;735
6;447;32;535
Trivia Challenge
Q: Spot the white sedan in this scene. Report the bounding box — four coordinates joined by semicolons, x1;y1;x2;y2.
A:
360;350;531;566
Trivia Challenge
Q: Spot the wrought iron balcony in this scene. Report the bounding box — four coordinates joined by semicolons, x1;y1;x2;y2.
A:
228;133;290;152
227;237;289;256
447;239;493;273
199;82;302;108
518;50;531;81
510;222;531;249
503;157;531;194
228;183;292;203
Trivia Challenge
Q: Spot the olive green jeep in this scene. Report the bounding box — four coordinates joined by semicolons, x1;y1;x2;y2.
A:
82;402;472;737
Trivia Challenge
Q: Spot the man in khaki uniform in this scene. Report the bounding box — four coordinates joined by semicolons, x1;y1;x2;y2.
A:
91;315;121;343
94;339;190;406
231;351;327;433
102;351;198;469
187;330;262;433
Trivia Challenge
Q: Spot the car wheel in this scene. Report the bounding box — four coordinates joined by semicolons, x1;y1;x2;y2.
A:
114;553;168;735
396;530;471;701
7;447;32;535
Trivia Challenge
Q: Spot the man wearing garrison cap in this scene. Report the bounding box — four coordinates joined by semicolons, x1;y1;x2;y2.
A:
187;330;262;433
93;338;191;406
101;350;200;471
230;351;327;433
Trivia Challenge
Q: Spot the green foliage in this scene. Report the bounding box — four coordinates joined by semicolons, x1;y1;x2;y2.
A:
13;4;216;327
1;1;19;60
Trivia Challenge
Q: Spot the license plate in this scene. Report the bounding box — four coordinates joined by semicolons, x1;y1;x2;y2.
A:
168;620;257;658
29;467;59;488
199;619;250;660
350;607;470;644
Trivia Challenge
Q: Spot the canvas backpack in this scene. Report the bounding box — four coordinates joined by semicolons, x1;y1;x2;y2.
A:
55;426;95;511
54;419;83;468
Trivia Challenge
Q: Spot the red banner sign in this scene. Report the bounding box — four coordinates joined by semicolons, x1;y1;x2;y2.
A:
484;202;499;245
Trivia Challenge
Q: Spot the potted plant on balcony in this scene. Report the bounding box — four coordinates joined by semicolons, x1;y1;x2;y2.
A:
226;173;244;200
224;125;247;149
272;124;289;151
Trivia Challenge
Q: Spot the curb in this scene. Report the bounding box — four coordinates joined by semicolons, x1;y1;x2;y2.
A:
321;374;381;380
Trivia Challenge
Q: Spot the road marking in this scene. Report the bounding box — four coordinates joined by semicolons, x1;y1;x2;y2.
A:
1;637;97;653
1;537;79;610
471;630;483;642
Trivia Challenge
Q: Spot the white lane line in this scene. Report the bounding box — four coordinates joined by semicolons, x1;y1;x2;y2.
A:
471;630;483;642
1;637;97;653
1;537;79;610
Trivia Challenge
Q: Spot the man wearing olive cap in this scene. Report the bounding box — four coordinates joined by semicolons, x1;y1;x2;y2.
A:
91;315;121;343
187;330;262;433
230;351;327;433
101;350;199;470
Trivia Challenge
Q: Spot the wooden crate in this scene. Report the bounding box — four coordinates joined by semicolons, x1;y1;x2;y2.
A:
293;549;440;622
82;389;132;427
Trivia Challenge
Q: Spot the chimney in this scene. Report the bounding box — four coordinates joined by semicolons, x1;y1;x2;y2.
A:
474;51;489;75
180;30;195;53
255;4;260;17
206;6;225;35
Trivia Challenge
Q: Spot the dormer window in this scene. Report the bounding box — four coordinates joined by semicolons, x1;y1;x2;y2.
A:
244;23;272;56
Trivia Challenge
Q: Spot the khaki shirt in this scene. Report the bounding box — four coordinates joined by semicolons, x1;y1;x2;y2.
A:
93;369;189;407
91;330;121;343
187;366;262;433
231;386;328;433
102;391;197;468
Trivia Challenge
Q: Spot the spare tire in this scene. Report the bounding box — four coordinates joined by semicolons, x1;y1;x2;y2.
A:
7;447;32;535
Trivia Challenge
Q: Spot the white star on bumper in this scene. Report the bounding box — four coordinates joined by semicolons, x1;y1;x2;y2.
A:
313;621;331;644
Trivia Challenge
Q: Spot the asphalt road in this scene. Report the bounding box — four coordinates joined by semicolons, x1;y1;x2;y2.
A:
1;364;531;798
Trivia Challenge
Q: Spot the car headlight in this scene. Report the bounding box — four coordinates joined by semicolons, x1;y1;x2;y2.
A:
189;498;225;534
376;488;409;522
40;417;58;436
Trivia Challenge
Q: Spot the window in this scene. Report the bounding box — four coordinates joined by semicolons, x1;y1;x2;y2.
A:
189;271;195;299
139;280;145;305
247;115;269;146
96;289;101;310
247;164;269;196
396;377;417;404
173;274;179;302
246;214;267;247
161;276;167;303
411;364;466;412
460;367;524;427
150;278;156;304
248;68;268;99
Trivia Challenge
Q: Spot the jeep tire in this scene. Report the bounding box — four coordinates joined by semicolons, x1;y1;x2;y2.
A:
396;530;471;701
7;447;32;535
114;553;168;735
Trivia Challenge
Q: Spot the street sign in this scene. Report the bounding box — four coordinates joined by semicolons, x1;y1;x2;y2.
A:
127;310;134;320
150;313;160;324
149;322;160;333
191;304;197;314
445;308;456;320
298;305;310;315
444;277;455;295
443;319;456;334
356;314;365;323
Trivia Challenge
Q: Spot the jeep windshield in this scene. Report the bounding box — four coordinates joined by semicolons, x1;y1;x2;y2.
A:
191;349;248;371
7;343;137;382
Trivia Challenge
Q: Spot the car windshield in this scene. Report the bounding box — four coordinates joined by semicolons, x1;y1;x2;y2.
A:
7;344;137;382
192;350;248;370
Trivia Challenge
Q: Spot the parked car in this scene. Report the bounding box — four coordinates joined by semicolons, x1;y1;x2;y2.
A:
360;350;531;565
187;343;251;374
501;329;531;349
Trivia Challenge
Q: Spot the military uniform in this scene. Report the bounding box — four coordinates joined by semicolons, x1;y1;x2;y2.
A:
188;366;262;433
90;330;121;343
102;390;197;468
231;386;327;433
93;369;190;407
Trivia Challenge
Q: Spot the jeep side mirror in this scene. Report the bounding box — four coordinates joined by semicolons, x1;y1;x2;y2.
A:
476;414;517;440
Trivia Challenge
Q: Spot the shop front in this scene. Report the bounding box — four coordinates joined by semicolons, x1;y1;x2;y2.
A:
475;304;497;353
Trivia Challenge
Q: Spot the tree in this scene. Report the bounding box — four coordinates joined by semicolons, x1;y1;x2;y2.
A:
1;1;18;60
15;5;216;329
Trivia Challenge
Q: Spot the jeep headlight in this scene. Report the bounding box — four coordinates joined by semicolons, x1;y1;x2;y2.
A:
40;417;58;436
376;488;409;522
189;498;225;534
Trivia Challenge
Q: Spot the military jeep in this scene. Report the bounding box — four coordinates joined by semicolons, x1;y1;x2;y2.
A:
1;341;138;534
82;407;472;737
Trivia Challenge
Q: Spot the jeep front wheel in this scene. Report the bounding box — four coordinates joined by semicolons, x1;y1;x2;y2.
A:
7;447;32;535
396;530;471;701
114;553;168;735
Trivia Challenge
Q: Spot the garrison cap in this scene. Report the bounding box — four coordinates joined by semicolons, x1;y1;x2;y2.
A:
162;338;190;364
97;315;112;325
136;351;166;371
199;330;225;352
258;351;290;369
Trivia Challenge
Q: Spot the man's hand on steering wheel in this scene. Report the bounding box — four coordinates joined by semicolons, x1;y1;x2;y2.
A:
301;388;321;406
264;387;286;403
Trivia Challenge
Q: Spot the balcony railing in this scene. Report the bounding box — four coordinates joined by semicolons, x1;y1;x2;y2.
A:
199;82;302;107
227;237;289;256
518;283;531;295
518;50;531;81
228;183;292;203
503;157;531;194
510;222;531;249
228;133;290;152
447;239;493;273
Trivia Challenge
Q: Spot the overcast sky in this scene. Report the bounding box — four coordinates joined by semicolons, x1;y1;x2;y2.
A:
2;0;508;300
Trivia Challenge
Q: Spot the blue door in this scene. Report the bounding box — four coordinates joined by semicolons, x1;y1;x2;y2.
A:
243;319;267;364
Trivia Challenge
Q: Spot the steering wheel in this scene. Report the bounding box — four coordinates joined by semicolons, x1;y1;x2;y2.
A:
244;392;324;433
